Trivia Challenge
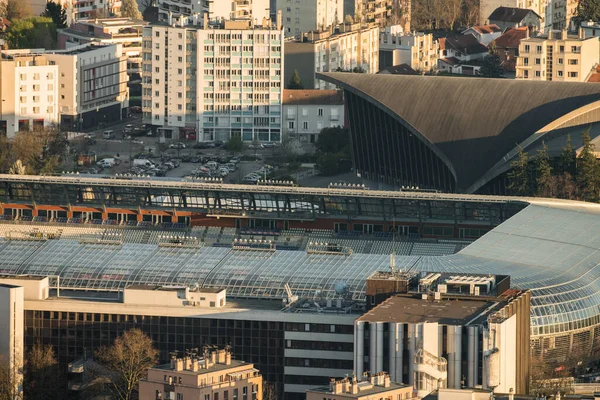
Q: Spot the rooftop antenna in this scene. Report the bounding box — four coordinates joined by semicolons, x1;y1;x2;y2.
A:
390;253;396;275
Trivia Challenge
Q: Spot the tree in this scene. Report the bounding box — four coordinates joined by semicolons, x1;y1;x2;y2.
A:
0;354;22;400
42;1;67;29
226;135;244;156
3;0;32;20
121;0;142;19
536;141;553;197
574;0;600;27
263;382;277;400
23;341;65;400
344;14;354;24
8;160;26;175
576;128;600;202
94;329;158;400
288;69;304;89
507;146;530;196
315;127;350;155
4;17;57;49
558;133;576;175
479;44;502;78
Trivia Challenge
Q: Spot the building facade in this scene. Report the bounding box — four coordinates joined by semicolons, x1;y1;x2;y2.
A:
0;283;24;397
284;23;379;90
545;0;577;30
516;30;600;81
487;6;542;31
0;51;60;136
355;0;392;26
480;0;546;30
156;0;270;25
306;373;414;400
58;18;147;107
139;348;263;400
379;25;438;72
492;26;529;78
67;0;123;22
282;89;344;143
142;18;284;143
357;272;531;398
276;0;343;38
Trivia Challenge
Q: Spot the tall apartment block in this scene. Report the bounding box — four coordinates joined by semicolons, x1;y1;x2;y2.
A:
139;348;263;400
276;0;343;37
142;16;284;142
284;23;379;90
355;0;393;25
516;29;600;81
156;0;270;25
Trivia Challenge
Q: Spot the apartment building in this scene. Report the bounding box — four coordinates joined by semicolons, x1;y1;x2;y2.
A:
282;89;344;143
516;29;600;81
379;25;438;72
284;23;379;90
480;0;546;29
355;0;392;26
139;348;263;400
58;18;148;106
0;51;60;136
306;373;414;400
545;0;577;30
156;0;270;25
276;0;343;38
358;271;531;398
142;16;284;143
65;0;123;22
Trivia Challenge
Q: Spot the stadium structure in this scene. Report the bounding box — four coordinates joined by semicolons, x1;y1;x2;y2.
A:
0;175;599;396
317;72;600;194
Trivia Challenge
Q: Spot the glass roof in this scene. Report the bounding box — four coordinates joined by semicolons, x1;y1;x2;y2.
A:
1;203;600;337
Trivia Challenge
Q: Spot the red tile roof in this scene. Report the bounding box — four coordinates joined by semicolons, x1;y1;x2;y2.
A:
492;27;528;49
587;65;600;82
469;24;502;34
282;89;344;105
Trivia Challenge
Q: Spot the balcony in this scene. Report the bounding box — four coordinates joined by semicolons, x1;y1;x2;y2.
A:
414;349;447;379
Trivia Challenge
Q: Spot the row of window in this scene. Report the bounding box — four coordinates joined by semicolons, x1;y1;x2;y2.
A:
522;57;578;65
523;44;581;53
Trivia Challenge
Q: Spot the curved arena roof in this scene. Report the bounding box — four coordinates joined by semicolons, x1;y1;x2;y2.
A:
318;72;600;192
0;199;599;341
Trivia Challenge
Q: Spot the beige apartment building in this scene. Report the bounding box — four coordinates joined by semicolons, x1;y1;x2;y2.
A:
306;373;414;400
139;348;263;400
379;25;438;72
355;0;393;26
284;23;379;89
516;29;600;81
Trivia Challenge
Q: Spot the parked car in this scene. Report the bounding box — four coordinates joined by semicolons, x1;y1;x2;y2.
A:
123;124;134;134
248;143;264;149
171;159;181;168
263;142;277;148
169;142;186;149
229;157;240;164
190;156;202;163
129;106;142;113
214;140;224;147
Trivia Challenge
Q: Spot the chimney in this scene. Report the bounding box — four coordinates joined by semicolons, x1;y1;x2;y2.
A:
562;28;568;40
329;378;336;393
184;356;192;370
192;358;199;372
556;392;561;400
351;376;359;394
170;355;177;369
548;29;553;39
343;378;351;393
276;10;282;31
174;358;184;371
211;351;217;364
370;374;376;385
192;13;199;26
218;349;226;364
383;374;390;388
579;27;584;39
508;388;514;400
225;351;231;365
203;13;208;29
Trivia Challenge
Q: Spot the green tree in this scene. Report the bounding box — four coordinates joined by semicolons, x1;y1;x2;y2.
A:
94;329;158;400
558;133;577;175
23;341;65;400
121;0;142;18
507;146;530;196
226;135;244;155
574;0;600;27
5;17;57;49
479;43;502;78
576;128;600;202
42;1;67;29
315;127;350;155
536;141;553;197
288;69;304;89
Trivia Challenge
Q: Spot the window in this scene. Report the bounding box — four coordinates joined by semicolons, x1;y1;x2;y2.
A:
536;45;542;52
47;72;53;79
33;107;40;113
177;116;182;121
535;58;541;65
178;33;182;39
178;105;182;110
535;71;540;77
288;121;294;129
177;394;183;400
178;45;182;50
178;57;182;62
20;107;26;114
302;108;308;116
61;84;65;88
524;70;529;78
155;55;159;61
178;80;182;87
155;103;159;108
19;74;26;80
568;71;578;77
568;59;578;65
557;71;563;77
48;84;53;90
558;58;563;64
155;31;160;37
524;45;530;52
318;108;323;116
303;121;308;130
178;68;182;74
523;57;529;66
571;46;579;53
560;45;564;52
178;92;182;98
33;73;40;80
155;67;159;73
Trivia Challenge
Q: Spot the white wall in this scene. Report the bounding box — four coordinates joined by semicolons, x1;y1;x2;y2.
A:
0;277;49;300
0;284;24;395
13;65;59;133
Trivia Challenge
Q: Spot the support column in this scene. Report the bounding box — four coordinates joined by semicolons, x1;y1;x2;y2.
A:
447;326;456;389
455;326;463;388
468;326;478;387
395;323;404;383
389;322;397;381
408;323;416;386
376;322;384;373
370;322;377;374
355;321;365;377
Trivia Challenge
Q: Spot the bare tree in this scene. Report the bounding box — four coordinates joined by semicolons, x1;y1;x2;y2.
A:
0;354;23;400
530;355;575;398
8;160;26;175
94;329;159;400
2;0;32;20
263;381;278;400
23;341;65;400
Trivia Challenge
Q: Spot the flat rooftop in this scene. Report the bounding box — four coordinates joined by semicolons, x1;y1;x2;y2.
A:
358;294;502;325
0;274;46;281
308;382;412;397
152;359;251;374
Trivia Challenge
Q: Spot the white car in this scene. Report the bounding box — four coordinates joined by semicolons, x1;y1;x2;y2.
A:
218;167;230;176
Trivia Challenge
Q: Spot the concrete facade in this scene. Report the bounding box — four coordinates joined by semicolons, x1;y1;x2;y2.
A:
545;0;577;30
480;0;546;31
516;30;600;81
379;25;438;72
284;23;379;90
276;0;343;37
156;0;270;25
306;373;414;400
355;0;392;26
0;284;24;397
142;18;284;142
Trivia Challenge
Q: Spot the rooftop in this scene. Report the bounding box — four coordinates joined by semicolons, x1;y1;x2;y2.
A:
465;24;502;34
488;6;540;22
492;26;529;48
439;35;489;54
377;64;419;75
76;17;146;27
153;359;250;374
308;381;411;397
282;89;344;105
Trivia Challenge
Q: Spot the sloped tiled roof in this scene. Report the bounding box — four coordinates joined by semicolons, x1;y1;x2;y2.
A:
488;6;541;22
377;64;419;75
492;27;529;49
468;24;502;34
442;35;489;55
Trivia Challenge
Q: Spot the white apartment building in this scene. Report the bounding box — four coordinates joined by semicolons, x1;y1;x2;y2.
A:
142;17;284;143
379;25;438;72
284;23;379;90
516;29;600;81
282;89;344;143
276;0;343;37
1;44;129;135
0;51;60;136
156;0;270;25
544;0;577;30
63;0;123;23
